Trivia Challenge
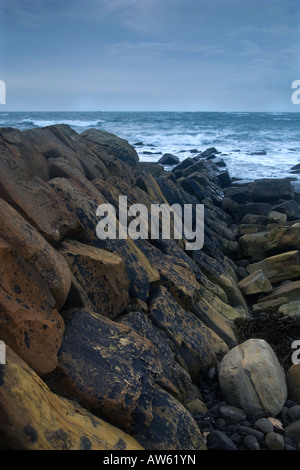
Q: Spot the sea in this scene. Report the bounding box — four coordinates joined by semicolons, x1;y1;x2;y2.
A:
1;111;300;182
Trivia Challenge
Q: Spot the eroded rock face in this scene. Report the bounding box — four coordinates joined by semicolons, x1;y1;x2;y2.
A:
148;286;219;381
47;308;161;434
133;386;206;451
81;128;139;167
218;339;287;418
58;239;130;319
0;198;71;309
0;155;81;244
0;238;64;376
0;346;144;450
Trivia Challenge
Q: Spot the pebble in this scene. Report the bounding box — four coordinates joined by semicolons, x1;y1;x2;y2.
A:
255;417;274;434
244;434;260;450
219;405;246;423
237;425;264;441
206;430;238;451
265;432;285;450
194;365;300;451
287;405;300;422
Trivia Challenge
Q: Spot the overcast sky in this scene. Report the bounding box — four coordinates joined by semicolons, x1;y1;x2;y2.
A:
1;0;299;111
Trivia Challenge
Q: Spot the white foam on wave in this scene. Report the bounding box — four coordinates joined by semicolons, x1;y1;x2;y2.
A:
20;118;104;128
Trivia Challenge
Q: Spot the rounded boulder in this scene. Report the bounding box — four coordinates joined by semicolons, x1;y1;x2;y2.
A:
218;339;287;418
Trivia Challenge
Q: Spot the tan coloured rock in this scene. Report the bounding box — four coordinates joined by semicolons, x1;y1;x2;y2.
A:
58;239;130;319
0;346;144;450
0;127;49;180
257;281;300;305
0;148;81;244
49;177;159;301
218;339;287;418
192;250;248;310
265;226;300;253
238;269;272;296
0;238;64;376
247;250;300;284
278;301;300;317
81;128;139;167
191;297;238;349
237;232;268;261
24;125;109;181
252;297;288;315
0;198;71;309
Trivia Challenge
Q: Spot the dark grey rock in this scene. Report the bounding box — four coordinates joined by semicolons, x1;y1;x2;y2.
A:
244;434;260;450
201;147;220;157
216;418;227;430
237;425;264;441
157;153;180;165
272;200;300;220
217;170;231;188
219;405;247;423
255;418;274;434
206;430;238;450
287;405;300;422
250;150;267;155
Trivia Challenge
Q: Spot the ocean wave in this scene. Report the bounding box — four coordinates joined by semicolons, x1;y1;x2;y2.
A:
19;118;104;128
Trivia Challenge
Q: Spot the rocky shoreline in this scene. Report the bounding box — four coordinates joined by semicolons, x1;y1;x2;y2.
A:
0;124;300;451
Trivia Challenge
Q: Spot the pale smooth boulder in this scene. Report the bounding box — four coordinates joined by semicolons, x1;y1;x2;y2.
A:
218;339;287;418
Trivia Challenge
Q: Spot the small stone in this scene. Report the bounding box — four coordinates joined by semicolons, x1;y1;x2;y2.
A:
219;405;247;423
287;405;300;422
230;432;242;443
244;434;260;450
255;417;274;434
265;432;285;450
206;430;238;450
216;418;227;430
157;153;180;166
237;425;264;441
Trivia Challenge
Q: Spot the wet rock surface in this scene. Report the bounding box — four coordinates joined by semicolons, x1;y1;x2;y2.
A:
0;128;300;450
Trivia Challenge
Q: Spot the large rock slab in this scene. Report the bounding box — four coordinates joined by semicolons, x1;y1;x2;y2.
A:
0;198;71;309
49;177;159;300
265;226;300;253
248;178;293;202
272;200;300;220
247;251;300;284
81;128;139;167
237;232;268;261
47;308;160;433
24;125;109;181
58;239;130;319
133;386;206;450
148;286;219;380
192;250;248;310
0;346;143;450
191;297;238;349
238;269;272;296
0;238;64;376
257;280;300;305
218;339;287;418
136;240;202;310
0;127;49;180
0;145;81;244
117;310;193;401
